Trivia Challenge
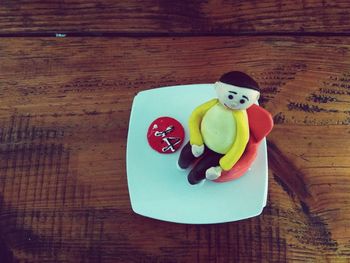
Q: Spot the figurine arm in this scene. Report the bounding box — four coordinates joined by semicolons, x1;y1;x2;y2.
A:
219;110;249;171
189;99;218;146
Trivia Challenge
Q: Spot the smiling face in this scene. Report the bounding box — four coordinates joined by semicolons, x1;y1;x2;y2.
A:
215;81;260;110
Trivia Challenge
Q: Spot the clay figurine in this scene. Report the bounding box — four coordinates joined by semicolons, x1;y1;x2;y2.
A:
178;71;273;185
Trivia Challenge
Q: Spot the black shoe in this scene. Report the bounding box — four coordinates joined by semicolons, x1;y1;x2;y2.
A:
188;170;205;185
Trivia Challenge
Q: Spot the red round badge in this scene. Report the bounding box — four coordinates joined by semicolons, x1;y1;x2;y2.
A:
147;117;185;154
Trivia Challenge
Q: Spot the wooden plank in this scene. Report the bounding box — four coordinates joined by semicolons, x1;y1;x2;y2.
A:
0;1;350;35
0;36;350;262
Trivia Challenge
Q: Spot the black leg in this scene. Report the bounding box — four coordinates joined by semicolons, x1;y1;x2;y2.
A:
178;141;197;169
188;149;223;185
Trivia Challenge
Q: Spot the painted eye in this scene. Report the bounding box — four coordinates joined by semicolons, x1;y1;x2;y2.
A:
228;95;234;100
240;99;245;104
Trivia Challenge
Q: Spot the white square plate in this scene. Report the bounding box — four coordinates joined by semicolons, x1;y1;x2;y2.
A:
126;84;268;224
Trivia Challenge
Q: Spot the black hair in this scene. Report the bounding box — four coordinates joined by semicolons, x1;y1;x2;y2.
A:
219;71;260;92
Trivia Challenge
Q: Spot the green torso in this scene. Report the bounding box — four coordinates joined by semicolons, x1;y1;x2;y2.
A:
201;103;236;154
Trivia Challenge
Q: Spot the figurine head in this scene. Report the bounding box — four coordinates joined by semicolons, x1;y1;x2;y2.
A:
215;71;260;110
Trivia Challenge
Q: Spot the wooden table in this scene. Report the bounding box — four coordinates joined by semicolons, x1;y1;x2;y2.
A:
1;1;350;262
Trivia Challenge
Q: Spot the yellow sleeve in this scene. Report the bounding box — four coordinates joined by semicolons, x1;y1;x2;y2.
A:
189;99;218;146
219;110;249;171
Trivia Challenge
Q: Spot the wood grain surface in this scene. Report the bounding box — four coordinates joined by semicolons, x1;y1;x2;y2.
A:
0;0;350;35
0;36;350;262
